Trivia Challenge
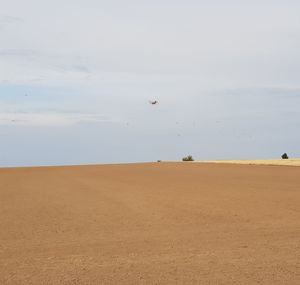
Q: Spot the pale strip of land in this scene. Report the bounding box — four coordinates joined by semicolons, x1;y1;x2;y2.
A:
164;159;300;166
197;159;300;166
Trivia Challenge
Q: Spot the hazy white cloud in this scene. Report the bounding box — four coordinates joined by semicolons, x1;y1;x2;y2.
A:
0;111;115;126
1;0;300;88
0;14;23;24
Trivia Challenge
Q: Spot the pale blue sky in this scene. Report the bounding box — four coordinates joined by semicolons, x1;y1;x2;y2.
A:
0;0;299;166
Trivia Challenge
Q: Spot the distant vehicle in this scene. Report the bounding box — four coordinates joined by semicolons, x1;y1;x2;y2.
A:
149;100;159;105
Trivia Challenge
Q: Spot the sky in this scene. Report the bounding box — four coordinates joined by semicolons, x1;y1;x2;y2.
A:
0;0;300;166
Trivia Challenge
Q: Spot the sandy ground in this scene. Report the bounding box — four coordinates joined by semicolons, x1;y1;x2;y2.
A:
0;163;299;284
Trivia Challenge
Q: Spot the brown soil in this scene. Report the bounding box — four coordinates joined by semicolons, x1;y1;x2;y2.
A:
0;163;299;284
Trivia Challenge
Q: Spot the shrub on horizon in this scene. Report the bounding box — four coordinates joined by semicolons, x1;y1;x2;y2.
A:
281;153;289;159
182;155;194;162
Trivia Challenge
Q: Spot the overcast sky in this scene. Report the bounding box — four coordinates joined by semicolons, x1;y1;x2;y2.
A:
0;0;300;166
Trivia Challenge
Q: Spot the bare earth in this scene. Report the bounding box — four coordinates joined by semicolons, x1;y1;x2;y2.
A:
0;163;299;284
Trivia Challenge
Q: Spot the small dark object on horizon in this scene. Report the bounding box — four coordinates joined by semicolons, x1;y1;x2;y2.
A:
182;155;194;162
281;153;289;159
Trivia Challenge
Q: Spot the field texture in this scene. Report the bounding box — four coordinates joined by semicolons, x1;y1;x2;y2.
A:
0;163;299;284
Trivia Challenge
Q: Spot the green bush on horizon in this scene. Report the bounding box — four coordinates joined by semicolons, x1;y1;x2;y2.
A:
182;155;194;162
281;153;289;159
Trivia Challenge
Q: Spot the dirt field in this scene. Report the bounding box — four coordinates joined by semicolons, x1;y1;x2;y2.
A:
0;163;299;284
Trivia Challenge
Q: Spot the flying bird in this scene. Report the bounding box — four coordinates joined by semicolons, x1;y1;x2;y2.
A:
149;100;159;105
